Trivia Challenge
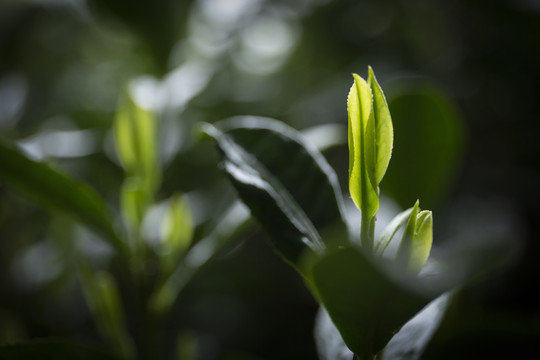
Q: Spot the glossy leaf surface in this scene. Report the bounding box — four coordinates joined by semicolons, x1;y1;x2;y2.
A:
203;116;348;265
0;141;126;257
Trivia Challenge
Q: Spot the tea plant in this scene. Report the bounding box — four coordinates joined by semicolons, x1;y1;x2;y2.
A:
0;92;249;359
203;67;453;360
0;68;468;359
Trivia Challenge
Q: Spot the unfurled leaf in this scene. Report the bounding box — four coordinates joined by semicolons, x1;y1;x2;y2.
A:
314;292;452;360
0;141;127;258
311;246;437;359
203;116;348;266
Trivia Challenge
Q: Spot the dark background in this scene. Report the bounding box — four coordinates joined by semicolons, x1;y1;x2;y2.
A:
1;0;539;358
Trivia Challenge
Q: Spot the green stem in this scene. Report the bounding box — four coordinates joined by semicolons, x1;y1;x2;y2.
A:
360;213;375;254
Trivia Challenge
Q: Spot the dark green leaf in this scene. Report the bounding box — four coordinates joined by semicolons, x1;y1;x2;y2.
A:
383;82;465;209
381;292;451;360
311;246;439;358
0;141;127;257
314;293;452;360
203;116;348;266
78;265;134;359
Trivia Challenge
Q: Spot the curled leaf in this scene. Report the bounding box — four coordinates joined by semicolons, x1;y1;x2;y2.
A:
160;194;193;271
348;68;393;220
396;201;433;274
114;92;160;194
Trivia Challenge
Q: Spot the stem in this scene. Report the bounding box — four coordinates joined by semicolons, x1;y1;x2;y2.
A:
360;213;376;254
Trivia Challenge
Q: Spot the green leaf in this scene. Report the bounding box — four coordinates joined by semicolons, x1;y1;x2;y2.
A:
203;116;348;266
120;177;148;230
383;82;465;209
311;246;436;358
381;292;451;360
366;66;393;187
79;265;134;359
314;292;452;360
348;73;379;218
0;339;121;360
396;201;433;275
0;141;127;258
114;92;160;194
160;193;193;271
150;201;252;313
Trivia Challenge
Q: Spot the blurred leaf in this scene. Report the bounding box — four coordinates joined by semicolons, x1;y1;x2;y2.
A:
88;0;191;75
311;246;437;358
314;292;452;360
202;116;348;266
383;83;465;209
79;265;134;359
314;307;354;360
0;141;127;257
396;201;433;275
0;339;120;360
150;201;252;313
114;92;159;195
160;193;193;271
381;292;451;360
120;177;148;230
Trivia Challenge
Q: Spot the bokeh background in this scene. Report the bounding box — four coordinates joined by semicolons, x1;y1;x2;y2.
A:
1;0;539;359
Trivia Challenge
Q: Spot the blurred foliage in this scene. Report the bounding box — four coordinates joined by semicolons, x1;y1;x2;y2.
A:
1;0;539;359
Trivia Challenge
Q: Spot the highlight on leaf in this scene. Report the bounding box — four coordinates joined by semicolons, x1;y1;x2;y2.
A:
348;68;393;219
114;91;160;195
348;67;394;252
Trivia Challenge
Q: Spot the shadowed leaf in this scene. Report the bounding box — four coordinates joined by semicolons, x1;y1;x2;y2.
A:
203;116;348;266
0;141;127;257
